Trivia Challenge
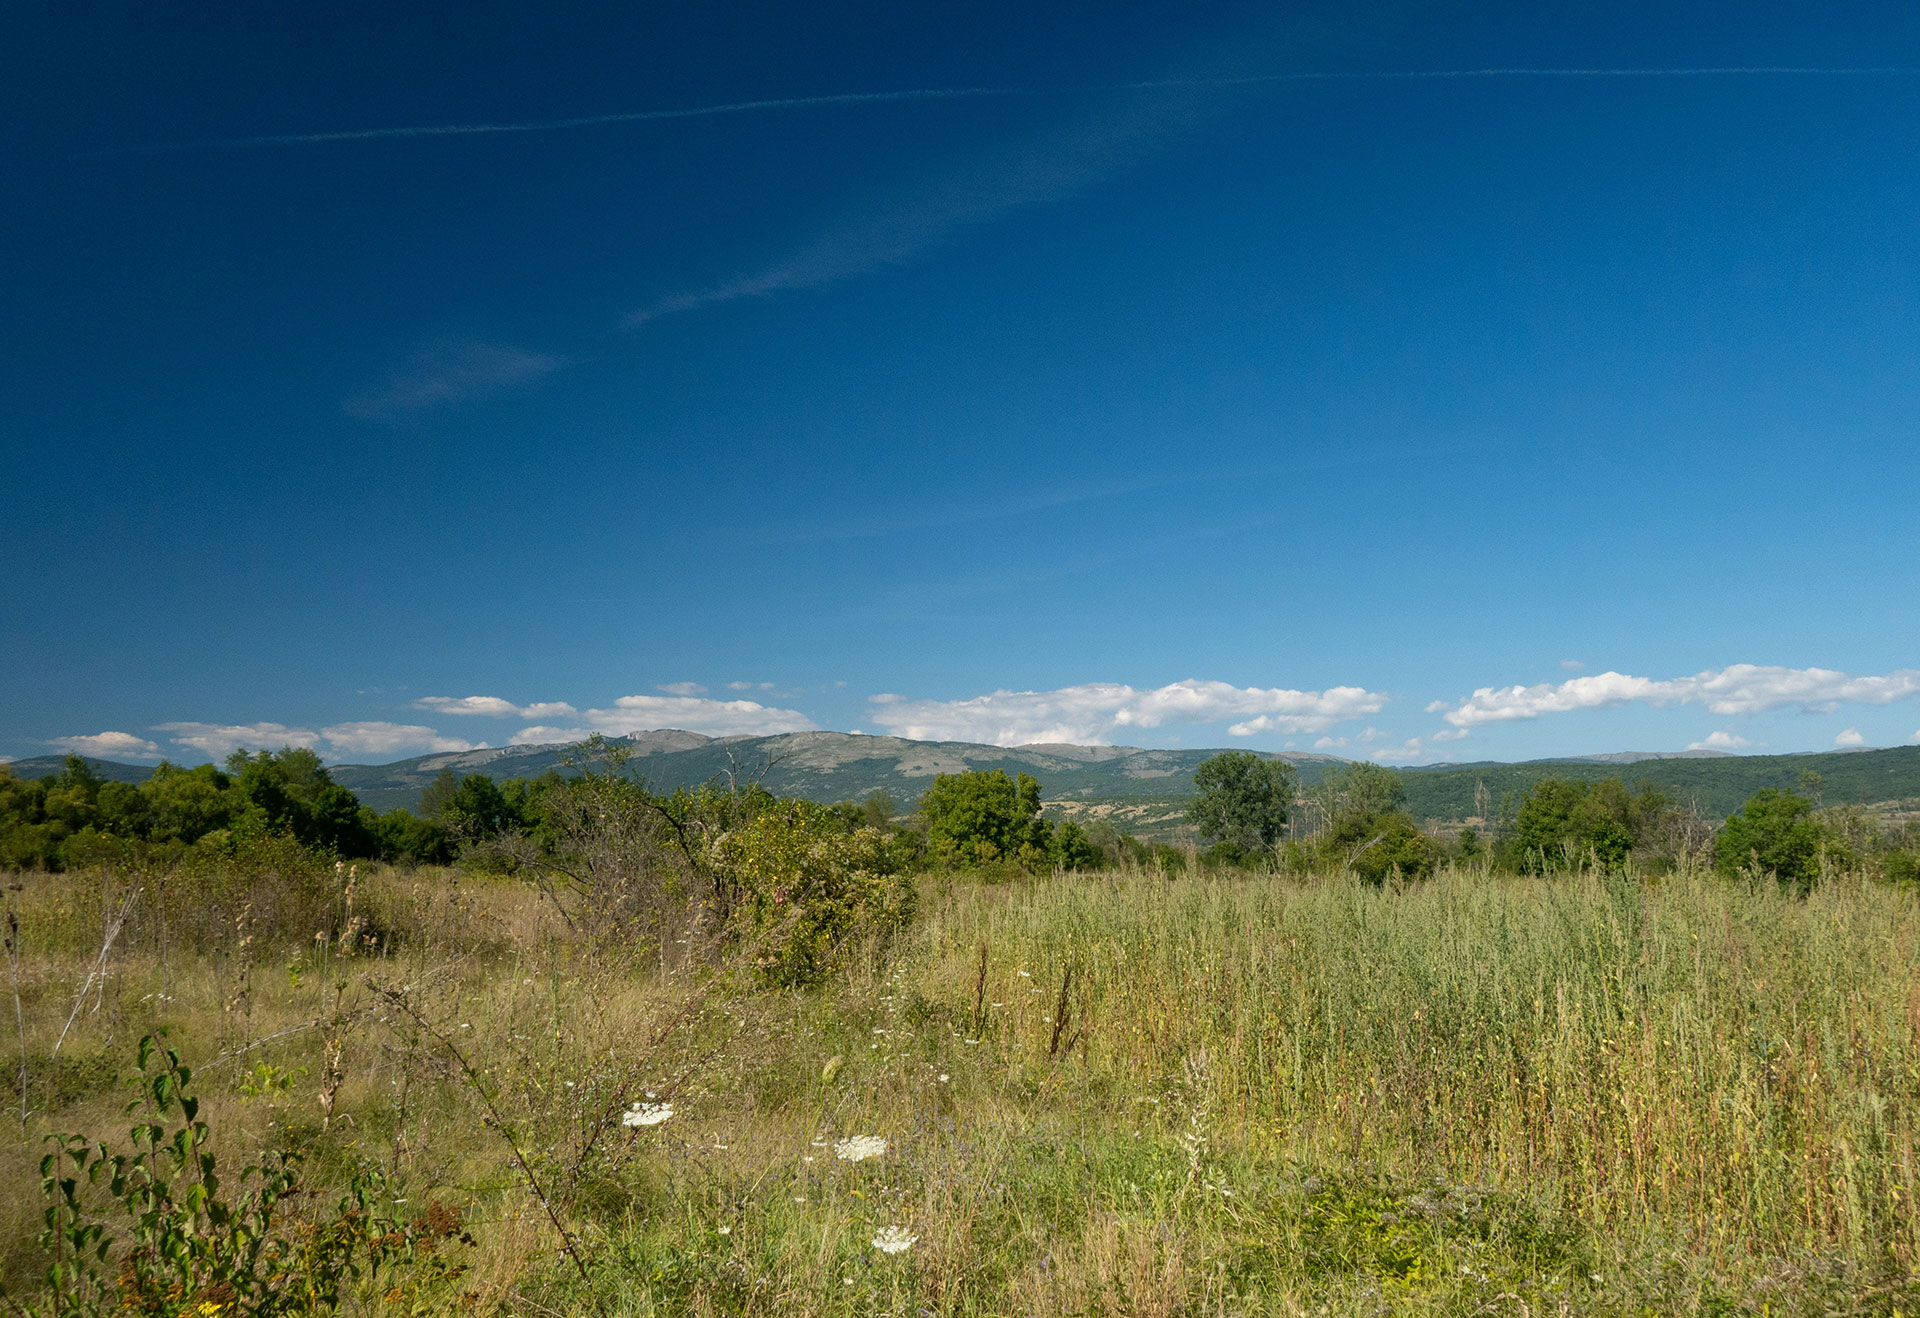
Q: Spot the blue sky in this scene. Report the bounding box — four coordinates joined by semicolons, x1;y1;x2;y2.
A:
4;1;1918;767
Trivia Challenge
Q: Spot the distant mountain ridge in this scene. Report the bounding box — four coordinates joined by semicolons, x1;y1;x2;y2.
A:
324;731;1352;813
7;734;1919;820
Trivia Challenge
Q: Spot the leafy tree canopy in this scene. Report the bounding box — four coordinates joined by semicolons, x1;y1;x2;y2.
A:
1187;751;1297;853
919;769;1052;868
1715;787;1849;890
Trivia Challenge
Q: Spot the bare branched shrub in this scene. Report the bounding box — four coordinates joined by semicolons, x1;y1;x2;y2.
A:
479;740;749;963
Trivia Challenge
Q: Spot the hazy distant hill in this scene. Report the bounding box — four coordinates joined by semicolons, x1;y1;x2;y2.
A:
1395;745;1920;821
9;736;1919;821
1;755;155;784
324;731;1352;814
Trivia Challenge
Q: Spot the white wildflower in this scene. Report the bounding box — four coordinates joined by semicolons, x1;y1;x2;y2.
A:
622;1102;673;1128
870;1225;917;1254
938;1073;949;1083
717;1225;731;1235
834;1135;887;1162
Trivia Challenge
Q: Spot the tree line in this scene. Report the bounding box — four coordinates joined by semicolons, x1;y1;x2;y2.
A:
1182;750;1919;888
6;746;1913;891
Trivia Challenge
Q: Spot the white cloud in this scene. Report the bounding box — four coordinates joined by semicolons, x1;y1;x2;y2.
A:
1431;728;1470;742
868;679;1387;746
726;681;776;691
50;731;162;759
1431;665;1920;727
582;695;818;738
345;340;566;419
1560;659;1585;671
1313;736;1347;750
320;722;481;756
511;725;596;746
1357;726;1385;743
1371;738;1427;764
657;682;708;697
1688;729;1757;751
1834;727;1867;748
156;722;322;757
415;696;578;719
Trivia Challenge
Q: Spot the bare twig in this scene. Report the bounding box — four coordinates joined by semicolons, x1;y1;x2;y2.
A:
377;983;609;1315
972;941;989;1036
1049;963;1075;1059
50;887;138;1062
5;902;25;1128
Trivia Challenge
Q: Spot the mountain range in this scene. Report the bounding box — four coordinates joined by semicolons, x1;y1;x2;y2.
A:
6;732;1917;822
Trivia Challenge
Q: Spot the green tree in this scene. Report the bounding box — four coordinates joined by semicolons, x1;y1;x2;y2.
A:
418;767;460;819
140;761;242;843
1052;820;1101;871
1511;776;1675;872
1715;787;1847;891
860;788;897;831
1187;751;1297;854
225;748;374;857
1324;809;1439;885
918;770;1053;868
440;773;520;840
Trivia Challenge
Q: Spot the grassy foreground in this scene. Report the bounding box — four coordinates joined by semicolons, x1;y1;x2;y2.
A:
4;862;1919;1314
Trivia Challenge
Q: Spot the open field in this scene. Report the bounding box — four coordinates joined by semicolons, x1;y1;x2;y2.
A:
5;860;1920;1314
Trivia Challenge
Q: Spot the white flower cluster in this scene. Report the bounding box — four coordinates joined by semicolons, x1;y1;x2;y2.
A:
622;1101;673;1128
833;1134;886;1162
870;1225;917;1254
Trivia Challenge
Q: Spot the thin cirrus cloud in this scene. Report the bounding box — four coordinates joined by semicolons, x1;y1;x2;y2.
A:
142;67;1918;155
50;731;163;759
415;696;580;720
623;74;1233;331
1429;665;1920;727
866;679;1388;746
344;340;568;420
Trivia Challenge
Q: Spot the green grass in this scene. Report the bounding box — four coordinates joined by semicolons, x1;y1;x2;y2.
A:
5;861;1920;1314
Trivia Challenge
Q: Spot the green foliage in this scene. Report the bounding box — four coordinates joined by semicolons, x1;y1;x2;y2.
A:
1051;820;1100;871
436;774;528;843
10;1032;472;1317
918;770;1055;869
1394;744;1920;825
1715;787;1850;891
1508;777;1673;873
1324;810;1440;886
1317;761;1407;818
711;800;917;984
860;789;896;831
0;751;451;872
1186;751;1296;853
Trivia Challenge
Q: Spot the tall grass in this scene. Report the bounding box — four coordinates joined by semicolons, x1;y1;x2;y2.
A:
923;865;1920;1268
4;859;1918;1314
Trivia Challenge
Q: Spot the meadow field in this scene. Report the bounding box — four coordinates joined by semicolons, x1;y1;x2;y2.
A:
4;858;1919;1316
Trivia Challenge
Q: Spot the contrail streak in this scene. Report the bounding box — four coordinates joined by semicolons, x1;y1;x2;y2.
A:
140;66;1918;153
140;87;1035;152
